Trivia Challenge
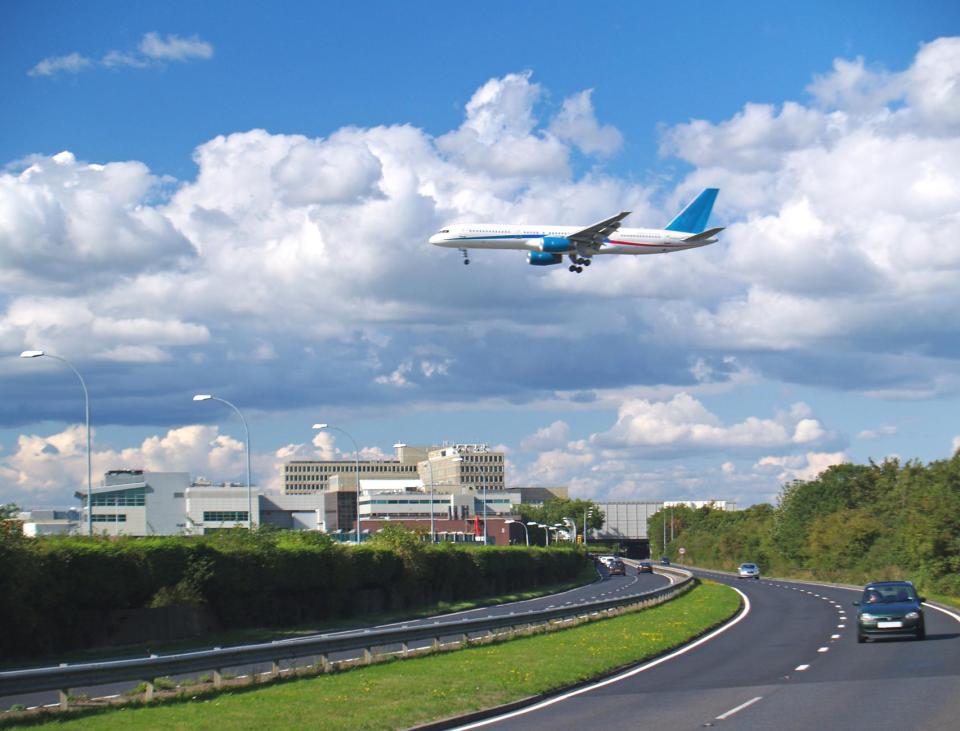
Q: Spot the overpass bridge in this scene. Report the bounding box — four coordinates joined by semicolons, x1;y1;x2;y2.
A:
587;500;737;558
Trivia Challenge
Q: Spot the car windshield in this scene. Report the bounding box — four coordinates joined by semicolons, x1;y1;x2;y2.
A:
740;564;756;570
862;585;917;603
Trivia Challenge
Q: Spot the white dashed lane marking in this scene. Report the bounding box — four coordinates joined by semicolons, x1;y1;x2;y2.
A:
795;664;810;671
715;696;763;721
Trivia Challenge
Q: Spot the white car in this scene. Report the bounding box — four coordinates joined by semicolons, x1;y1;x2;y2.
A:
599;555;617;567
738;563;760;579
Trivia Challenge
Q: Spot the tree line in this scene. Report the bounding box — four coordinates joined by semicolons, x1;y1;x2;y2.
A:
649;455;960;596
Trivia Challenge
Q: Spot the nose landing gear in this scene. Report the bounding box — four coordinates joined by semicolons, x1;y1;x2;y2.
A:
460;249;470;265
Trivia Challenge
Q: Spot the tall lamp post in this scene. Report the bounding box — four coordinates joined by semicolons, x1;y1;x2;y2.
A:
314;424;361;543
506;519;529;546
21;350;92;536
194;394;253;529
583;507;594;547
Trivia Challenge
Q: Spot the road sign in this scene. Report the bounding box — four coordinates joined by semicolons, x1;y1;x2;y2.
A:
678;547;686;555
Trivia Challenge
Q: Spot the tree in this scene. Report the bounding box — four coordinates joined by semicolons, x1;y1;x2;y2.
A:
0;503;20;520
518;499;604;533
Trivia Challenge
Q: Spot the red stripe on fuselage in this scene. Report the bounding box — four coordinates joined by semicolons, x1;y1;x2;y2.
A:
606;239;674;248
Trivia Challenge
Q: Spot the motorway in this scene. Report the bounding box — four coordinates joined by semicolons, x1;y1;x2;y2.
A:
1;563;669;712
453;568;960;731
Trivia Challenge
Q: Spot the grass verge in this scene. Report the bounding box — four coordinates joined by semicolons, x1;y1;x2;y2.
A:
1;562;600;672
3;580;740;730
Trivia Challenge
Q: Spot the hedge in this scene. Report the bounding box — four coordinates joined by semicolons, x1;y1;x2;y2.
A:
0;531;587;659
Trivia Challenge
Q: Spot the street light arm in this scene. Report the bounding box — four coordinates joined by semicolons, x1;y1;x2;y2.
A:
195;394;253;529
22;351;92;536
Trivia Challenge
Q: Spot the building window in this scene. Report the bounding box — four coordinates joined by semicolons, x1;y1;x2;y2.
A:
90;487;145;507
91;514;127;522
203;511;249;522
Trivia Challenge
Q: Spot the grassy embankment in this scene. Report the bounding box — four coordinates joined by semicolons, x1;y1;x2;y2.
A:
4;581;740;730
2;561;601;672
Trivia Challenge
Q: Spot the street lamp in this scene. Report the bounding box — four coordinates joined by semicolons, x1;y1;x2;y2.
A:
505;519;529;546
539;523;551;547
194;394;253;529
21;350;93;536
583;507;594;547
314;424;361;543
526;521;541;546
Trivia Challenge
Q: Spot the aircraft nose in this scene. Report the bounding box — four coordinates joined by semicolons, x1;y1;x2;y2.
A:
429;233;443;245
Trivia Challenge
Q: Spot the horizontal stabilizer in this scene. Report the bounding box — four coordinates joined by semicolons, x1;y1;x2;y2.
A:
683;226;724;243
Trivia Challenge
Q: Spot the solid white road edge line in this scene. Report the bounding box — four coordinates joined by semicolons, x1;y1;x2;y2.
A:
716;696;763;720
451;585;752;730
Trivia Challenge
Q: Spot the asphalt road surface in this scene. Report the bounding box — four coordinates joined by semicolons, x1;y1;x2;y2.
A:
2;562;668;712
453;569;960;731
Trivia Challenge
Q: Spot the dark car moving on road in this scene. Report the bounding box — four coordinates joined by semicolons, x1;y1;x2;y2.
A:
608;559;626;576
637;561;653;574
854;580;926;643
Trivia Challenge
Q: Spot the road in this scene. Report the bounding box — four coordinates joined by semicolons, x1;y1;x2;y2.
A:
453;568;960;730
2;562;669;712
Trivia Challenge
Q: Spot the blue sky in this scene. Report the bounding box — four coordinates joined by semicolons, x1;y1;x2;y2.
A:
1;1;959;508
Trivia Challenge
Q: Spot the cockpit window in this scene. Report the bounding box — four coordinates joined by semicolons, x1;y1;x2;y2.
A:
439;229;449;233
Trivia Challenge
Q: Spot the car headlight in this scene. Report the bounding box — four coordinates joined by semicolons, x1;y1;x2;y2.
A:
905;611;920;620
860;613;877;621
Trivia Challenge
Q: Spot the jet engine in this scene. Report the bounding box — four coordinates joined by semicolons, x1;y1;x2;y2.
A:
527;252;563;266
539;236;573;253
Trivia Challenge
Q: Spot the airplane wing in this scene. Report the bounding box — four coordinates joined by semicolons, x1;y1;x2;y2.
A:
683;226;724;242
567;211;631;247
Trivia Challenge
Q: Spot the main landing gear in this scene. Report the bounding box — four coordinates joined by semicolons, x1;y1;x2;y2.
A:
460;249;470;265
568;255;592;273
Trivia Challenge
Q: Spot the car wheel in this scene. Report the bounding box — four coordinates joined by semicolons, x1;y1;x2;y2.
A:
857;634;866;644
916;626;926;641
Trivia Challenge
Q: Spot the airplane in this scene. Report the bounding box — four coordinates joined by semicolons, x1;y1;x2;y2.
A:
429;188;721;273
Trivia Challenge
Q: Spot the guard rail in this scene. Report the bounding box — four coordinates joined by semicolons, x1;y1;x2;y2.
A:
1;565;693;710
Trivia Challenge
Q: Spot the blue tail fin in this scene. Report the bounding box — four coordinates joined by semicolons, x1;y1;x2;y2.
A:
665;188;719;234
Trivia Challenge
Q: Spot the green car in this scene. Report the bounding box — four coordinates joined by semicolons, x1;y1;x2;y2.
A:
853;581;926;643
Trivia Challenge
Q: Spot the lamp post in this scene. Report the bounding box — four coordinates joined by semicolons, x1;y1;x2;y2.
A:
583;507;594;547
314;424;361;543
506;519;529;546
194;394;253;529
21;350;93;536
539;523;551;547
526;521;541;546
662;503;667;557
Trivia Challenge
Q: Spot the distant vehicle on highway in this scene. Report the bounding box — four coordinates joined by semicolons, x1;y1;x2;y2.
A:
854;581;926;643
598;555;617;567
738;563;761;579
608;559;626;576
660;556;671;566
637;561;653;574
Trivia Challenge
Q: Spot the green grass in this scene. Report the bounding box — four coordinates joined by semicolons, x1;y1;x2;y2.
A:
5;581;740;730
1;563;600;672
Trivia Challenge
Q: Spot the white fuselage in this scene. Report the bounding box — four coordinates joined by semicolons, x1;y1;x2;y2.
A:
428;223;716;255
